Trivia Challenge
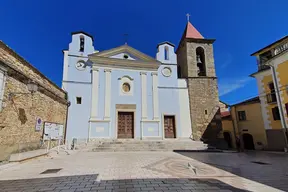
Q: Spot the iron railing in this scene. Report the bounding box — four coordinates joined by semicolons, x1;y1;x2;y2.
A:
266;92;277;103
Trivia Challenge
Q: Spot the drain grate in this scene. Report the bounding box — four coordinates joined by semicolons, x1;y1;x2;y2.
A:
251;161;271;165
40;168;62;174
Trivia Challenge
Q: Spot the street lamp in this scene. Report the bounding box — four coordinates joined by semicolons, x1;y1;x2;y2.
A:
8;81;38;100
27;81;38;93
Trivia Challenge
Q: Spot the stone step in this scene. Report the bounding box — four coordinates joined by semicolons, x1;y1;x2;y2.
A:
87;139;208;152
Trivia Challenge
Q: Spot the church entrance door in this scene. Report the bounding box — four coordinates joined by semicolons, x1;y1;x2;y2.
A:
164;115;176;138
117;112;134;138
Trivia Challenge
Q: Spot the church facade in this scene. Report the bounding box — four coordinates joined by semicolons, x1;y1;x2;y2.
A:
62;22;221;142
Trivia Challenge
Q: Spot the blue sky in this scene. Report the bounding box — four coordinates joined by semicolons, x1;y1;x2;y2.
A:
1;0;287;104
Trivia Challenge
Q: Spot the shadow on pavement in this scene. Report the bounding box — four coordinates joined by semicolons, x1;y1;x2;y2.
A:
176;151;288;192
0;174;249;192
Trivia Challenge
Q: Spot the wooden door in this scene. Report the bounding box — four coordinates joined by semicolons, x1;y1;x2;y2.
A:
117;112;134;138
164;116;176;138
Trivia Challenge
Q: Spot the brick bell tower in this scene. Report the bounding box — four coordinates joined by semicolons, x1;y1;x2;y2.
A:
176;19;222;144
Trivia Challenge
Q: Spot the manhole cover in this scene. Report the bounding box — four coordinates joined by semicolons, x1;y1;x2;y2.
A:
251;161;271;165
40;168;62;174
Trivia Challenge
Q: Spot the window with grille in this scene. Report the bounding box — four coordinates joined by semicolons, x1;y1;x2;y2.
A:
238;111;246;121
272;106;281;120
76;97;82;104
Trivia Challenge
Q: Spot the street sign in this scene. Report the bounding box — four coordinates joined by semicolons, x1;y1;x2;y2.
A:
43;122;64;140
35;117;42;131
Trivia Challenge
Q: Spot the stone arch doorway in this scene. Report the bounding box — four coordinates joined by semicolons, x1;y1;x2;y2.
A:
223;132;232;148
242;133;255;150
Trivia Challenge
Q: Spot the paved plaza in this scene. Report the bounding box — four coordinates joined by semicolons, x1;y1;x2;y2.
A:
0;151;287;191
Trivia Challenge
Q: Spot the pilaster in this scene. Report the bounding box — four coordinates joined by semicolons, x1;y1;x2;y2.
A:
104;69;112;120
140;72;147;119
151;72;159;119
90;67;99;120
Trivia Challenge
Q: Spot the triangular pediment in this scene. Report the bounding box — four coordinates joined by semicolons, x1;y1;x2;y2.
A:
89;44;158;62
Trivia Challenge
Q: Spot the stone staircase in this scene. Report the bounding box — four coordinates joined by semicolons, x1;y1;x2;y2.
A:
86;139;209;152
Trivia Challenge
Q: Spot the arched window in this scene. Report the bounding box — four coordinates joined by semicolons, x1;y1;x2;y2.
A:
196;47;206;76
164;46;169;60
79;36;85;52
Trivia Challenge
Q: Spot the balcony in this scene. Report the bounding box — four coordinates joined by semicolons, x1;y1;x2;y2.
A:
258;64;270;71
266;92;277;104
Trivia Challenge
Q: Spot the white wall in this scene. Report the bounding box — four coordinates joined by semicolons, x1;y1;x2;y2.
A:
178;79;192;139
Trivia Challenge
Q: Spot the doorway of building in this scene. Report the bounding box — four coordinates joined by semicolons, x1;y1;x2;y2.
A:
117;112;134;138
223;132;232;148
164;115;176;138
242;133;255;150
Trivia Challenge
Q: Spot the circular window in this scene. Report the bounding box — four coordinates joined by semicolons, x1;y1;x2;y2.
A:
162;67;172;77
122;82;131;93
123;54;129;59
75;61;86;71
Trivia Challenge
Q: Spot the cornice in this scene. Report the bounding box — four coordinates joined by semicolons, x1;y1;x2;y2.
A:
90;44;158;62
104;69;112;72
151;72;158;76
90;56;160;71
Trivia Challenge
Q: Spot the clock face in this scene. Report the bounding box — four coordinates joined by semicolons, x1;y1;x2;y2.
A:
75;61;86;70
162;67;172;77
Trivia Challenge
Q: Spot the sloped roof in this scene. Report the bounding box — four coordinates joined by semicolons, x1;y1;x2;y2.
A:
90;44;158;62
185;22;204;39
231;97;260;106
221;111;231;118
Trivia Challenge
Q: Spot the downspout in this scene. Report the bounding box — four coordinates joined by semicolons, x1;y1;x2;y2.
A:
233;105;244;151
269;64;288;151
229;106;238;149
63;93;70;144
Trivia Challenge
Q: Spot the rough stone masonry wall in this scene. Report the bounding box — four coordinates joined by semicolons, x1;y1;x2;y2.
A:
187;78;220;140
0;41;65;99
0;42;67;161
186;42;216;78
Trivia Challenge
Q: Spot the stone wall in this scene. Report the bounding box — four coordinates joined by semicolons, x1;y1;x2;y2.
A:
0;41;67;161
177;38;222;143
187;78;221;140
176;42;188;78
186;41;216;78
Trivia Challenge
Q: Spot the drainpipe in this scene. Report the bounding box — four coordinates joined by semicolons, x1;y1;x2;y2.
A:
267;62;288;151
64;99;71;144
229;106;238;150
232;106;244;151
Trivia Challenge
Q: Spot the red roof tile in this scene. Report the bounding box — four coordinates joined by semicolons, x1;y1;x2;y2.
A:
221;111;230;118
185;22;204;39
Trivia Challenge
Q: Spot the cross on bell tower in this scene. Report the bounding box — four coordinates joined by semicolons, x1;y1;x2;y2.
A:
186;13;190;22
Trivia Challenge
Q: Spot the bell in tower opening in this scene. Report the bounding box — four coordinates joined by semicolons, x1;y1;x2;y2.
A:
196;47;206;76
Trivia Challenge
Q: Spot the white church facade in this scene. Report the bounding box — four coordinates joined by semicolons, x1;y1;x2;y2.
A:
62;22;221;142
63;32;192;140
62;33;191;141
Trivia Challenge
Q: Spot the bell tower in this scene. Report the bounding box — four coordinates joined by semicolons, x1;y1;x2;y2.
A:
176;20;222;143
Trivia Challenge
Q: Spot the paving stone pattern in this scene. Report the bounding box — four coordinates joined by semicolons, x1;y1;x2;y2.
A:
0;151;285;192
0;174;246;192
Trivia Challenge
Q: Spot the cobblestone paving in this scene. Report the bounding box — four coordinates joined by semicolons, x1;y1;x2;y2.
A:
0;151;286;192
0;174;246;192
177;151;288;192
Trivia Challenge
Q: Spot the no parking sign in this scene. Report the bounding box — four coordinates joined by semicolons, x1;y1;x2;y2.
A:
35;117;42;131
